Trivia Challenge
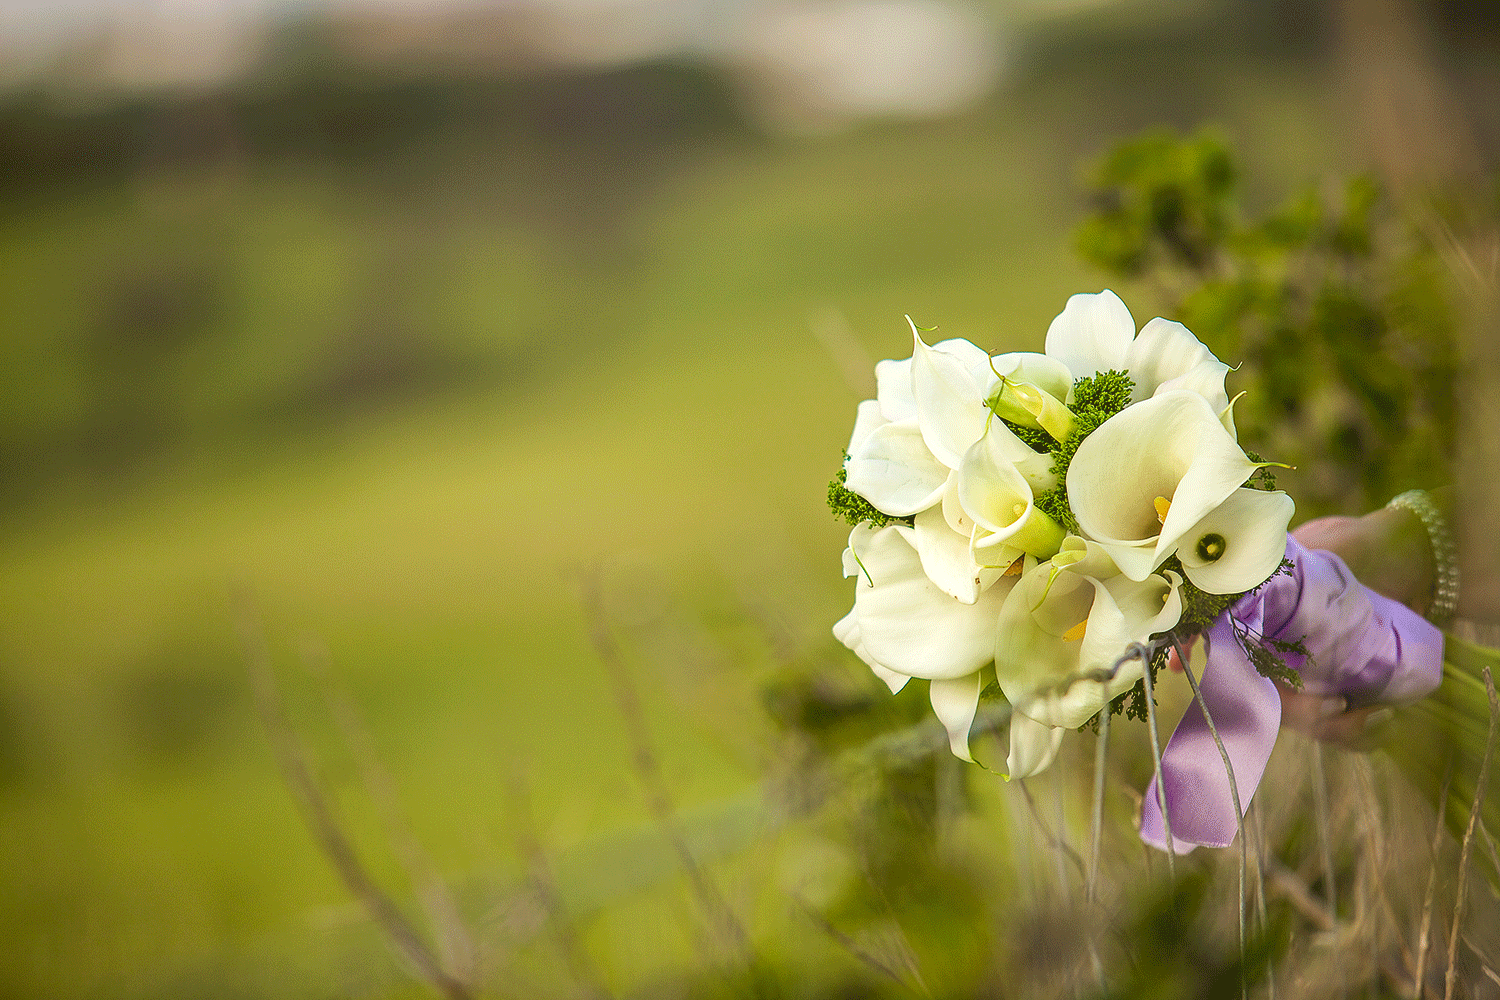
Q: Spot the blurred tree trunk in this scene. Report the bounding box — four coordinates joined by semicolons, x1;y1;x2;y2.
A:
1332;0;1500;623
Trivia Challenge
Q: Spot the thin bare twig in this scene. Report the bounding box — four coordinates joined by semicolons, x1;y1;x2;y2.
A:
1085;707;1109;991
1461;933;1500;993
792;894;929;996
237;603;473;1000
1480;822;1500;891
301;638;477;987
1413;757;1455;999
1310;742;1347;999
1133;641;1176;880
1017;778;1087;886
1088;708;1109;906
1250;802;1274;1000
1052;778;1072;905
508;776;613;1000
1311;743;1339;920
582;575;755;971
1444;666;1499;1000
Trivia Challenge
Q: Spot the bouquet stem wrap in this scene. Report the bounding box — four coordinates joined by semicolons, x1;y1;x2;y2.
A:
1141;536;1446;851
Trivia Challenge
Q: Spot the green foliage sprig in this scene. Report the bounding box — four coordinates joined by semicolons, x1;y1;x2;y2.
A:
1242;449;1278;491
1076;129;1459;515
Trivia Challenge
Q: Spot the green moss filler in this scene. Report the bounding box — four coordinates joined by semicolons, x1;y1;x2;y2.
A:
1034;369;1135;537
828;452;914;528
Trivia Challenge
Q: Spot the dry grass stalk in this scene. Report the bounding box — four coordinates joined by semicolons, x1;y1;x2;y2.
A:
507;776;614;1000
1413;758;1455;998
792;892;930;996
300;637;477;987
237;601;474;1000
1136;641;1176;881
1443;666;1499;1000
582;574;757;977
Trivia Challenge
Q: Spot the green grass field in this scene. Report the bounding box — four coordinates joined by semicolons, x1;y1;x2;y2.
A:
0;34;1358;996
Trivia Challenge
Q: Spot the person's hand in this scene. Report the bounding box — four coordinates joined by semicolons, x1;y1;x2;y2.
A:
1289;506;1435;616
1273;506;1435;746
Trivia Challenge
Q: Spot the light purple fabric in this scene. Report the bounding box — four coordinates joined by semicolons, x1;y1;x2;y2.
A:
1140;536;1445;851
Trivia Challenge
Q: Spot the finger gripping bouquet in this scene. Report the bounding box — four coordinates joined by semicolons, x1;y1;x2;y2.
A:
829;291;1445;849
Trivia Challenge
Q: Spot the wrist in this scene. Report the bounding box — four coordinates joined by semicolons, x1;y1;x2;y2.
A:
1386;489;1458;625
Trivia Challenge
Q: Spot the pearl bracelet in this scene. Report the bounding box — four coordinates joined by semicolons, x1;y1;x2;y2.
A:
1387;489;1459;626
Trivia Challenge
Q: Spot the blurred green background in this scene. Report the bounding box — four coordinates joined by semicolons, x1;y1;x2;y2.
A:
0;0;1493;996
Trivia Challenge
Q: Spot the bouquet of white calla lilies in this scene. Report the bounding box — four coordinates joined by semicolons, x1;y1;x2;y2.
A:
830;290;1297;774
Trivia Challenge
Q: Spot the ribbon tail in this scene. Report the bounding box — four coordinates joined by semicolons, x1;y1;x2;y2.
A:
1141;617;1281;851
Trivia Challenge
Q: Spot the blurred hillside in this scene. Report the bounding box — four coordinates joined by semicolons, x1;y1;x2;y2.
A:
0;0;1399;515
0;1;1496;998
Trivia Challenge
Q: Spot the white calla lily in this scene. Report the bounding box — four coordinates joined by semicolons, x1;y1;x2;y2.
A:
1043;292;1234;433
958;424;1065;563
1178;487;1295;594
1007;712;1064;780
843;327;1004;525
994;556;1182;730
846;398;886;457
1044;289;1135;379
910;320;996;469
1067;390;1259;581
989;352;1075;403
874;356;919;423
832;608;909;693
986;351;1078;439
836;524;1014;682
1048;533;1121;578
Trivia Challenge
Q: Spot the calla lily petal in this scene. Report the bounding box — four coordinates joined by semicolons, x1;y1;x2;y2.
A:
847;399;887;457
901;505;992;605
1008;712;1064;779
1044;289;1134;379
941;472;973;537
1050;535;1122;580
972;533;1023;571
911;323;994;469
1126;317;1230;407
844;524;1013;680
833;609;912;693
931;672;983;761
874;356;918;423
1007;380;1077;442
1179;488;1295;594
845;419;949;516
1156;362;1232;412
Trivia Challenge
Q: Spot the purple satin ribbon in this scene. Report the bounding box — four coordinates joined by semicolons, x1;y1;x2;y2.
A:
1140;536;1445;852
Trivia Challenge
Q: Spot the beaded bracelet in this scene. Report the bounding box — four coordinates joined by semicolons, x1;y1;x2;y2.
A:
1387;489;1459;626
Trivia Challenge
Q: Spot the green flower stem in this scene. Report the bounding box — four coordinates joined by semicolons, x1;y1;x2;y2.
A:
1013;507;1066;560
